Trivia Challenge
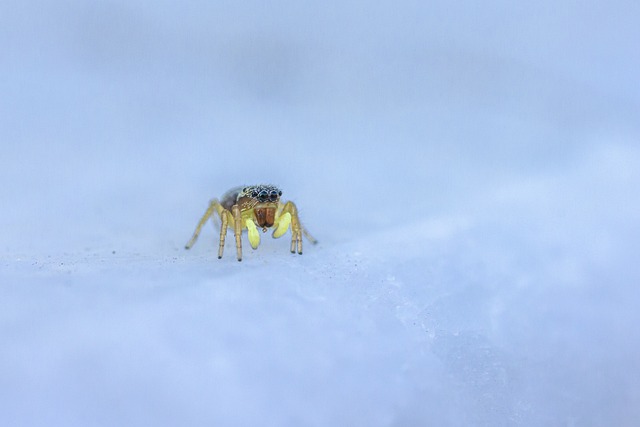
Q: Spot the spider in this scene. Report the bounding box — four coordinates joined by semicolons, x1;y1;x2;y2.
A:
185;184;317;261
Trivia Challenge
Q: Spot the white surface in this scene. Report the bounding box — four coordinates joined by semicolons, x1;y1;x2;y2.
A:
2;1;640;426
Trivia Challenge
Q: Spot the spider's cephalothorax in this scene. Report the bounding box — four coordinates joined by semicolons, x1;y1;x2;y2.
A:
186;184;317;261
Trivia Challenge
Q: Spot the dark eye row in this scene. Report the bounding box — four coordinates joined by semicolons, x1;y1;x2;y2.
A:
250;188;282;202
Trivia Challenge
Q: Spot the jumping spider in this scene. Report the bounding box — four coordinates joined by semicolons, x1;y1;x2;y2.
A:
185;185;317;261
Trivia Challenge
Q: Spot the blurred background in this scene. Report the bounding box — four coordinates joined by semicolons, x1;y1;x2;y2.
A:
1;1;640;425
2;0;638;254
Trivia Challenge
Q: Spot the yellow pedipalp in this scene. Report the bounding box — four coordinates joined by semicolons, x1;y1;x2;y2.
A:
272;212;291;239
246;219;260;249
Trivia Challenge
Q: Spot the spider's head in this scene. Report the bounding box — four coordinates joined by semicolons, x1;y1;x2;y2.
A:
239;185;283;231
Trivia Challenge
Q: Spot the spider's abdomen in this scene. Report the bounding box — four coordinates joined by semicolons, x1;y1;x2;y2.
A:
220;186;243;211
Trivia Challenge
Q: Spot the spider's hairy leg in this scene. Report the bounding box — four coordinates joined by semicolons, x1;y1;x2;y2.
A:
276;201;317;255
301;225;318;245
232;205;243;261
185;199;220;250
217;209;234;259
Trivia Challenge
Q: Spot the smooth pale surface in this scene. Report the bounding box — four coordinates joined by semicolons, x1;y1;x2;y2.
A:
1;1;639;426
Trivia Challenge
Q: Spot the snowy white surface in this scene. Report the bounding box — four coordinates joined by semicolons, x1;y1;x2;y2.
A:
2;1;640;426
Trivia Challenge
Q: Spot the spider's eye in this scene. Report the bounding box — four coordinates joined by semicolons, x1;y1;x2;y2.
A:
251;190;258;197
258;190;268;201
269;190;278;201
278;190;282;196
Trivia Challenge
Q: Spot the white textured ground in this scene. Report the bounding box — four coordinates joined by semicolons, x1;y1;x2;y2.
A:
2;1;640;426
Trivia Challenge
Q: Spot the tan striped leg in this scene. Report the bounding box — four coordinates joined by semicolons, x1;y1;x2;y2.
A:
279;201;317;255
232;204;243;261
292;209;302;254
185;199;219;249
186;199;237;260
301;225;317;245
217;209;233;259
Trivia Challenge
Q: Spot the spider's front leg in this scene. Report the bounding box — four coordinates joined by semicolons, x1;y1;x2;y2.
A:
232;204;243;261
186;199;235;259
272;201;317;255
217;209;234;259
